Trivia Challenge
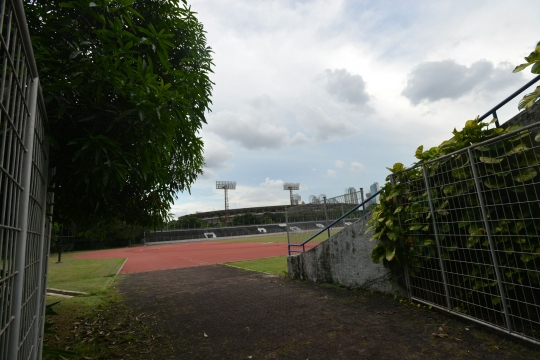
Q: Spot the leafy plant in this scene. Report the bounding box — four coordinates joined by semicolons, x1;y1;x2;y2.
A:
513;40;540;110
368;117;540;326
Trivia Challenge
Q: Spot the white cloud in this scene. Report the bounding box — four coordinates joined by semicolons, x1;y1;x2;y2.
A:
322;69;371;107
260;178;284;188
335;160;344;168
324;169;337;178
402;60;525;105
296;106;360;142
203;139;233;170
206;110;293;150
350;161;364;171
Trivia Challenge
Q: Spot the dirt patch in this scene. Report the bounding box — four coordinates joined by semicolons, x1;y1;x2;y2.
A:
114;265;538;359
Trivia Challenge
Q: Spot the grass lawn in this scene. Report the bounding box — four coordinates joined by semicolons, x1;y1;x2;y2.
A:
224;256;288;276
47;251;126;294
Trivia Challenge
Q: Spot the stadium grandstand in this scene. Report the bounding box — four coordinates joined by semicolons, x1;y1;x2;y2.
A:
178;204;290;225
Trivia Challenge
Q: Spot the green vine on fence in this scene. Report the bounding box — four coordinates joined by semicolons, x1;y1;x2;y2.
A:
513;40;540;110
367;40;540;317
367;118;517;268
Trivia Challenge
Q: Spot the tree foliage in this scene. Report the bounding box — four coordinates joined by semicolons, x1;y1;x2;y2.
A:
26;0;213;228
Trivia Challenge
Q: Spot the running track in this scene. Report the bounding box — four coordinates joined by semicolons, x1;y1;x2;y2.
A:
75;240;315;274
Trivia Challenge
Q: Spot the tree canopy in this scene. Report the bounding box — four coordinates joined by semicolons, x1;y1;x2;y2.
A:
27;0;213;228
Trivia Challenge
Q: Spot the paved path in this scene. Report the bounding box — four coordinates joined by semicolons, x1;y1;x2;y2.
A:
118;265;538;359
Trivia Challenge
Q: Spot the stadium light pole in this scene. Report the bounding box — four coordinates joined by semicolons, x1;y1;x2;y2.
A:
216;181;236;225
283;182;300;206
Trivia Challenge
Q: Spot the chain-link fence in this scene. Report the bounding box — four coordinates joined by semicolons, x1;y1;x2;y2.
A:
0;1;53;359
392;122;540;345
145;224;288;244
286;190;369;253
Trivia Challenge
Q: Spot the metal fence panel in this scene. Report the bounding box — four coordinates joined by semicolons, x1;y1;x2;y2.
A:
286;190;366;249
394;122;540;344
0;1;52;359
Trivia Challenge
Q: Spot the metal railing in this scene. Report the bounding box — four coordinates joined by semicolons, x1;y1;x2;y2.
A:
391;121;540;345
478;74;540;127
287;190;381;255
0;1;53;359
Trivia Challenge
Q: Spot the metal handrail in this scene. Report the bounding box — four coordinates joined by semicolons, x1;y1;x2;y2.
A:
288;190;382;255
478;74;540;127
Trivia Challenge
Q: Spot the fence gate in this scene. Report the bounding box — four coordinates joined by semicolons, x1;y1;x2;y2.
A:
393;122;540;345
0;1;53;359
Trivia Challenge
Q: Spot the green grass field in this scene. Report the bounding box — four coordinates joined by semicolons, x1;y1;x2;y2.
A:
47;252;125;294
222;228;340;244
225;256;288;276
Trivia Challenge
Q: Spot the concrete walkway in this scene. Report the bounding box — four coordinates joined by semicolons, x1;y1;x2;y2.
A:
118;265;538;359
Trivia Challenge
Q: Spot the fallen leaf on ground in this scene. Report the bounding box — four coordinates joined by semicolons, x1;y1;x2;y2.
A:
432;333;449;338
204;332;208;338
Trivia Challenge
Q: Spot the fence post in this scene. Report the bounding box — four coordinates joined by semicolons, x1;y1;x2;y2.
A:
36;183;54;360
467;148;512;332
360;188;366;215
422;164;452;311
285;208;290;255
8;77;39;360
323;196;330;238
30;146;49;360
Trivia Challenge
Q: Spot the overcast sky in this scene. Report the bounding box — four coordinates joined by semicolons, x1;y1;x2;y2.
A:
172;0;540;217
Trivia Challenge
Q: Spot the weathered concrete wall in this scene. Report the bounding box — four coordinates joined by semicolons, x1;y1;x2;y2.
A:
287;215;405;295
502;101;540;128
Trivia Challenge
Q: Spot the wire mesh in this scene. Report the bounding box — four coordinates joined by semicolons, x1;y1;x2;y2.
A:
145;224;289;244
393;122;540;344
0;1;52;358
0;1;33;357
286;190;365;251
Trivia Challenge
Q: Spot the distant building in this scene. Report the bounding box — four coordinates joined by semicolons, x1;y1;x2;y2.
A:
370;182;380;204
344;187;358;204
309;195;319;204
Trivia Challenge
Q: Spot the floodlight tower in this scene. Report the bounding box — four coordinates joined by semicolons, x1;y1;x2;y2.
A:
283;182;300;206
216;181;236;224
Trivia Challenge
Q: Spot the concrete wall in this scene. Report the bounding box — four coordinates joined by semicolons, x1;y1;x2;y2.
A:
287;215;405;295
502;100;540;128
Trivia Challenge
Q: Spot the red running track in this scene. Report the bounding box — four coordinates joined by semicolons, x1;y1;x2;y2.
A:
75;240;313;274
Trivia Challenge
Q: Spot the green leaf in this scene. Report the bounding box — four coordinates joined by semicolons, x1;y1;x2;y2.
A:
372;244;386;263
479;156;503;164
386;247;396;261
513;63;531;73
423;239;435;246
484;178;505;189
513;168;537;182
409;224;423;231
415;145;424;159
520;254;537;263
532;61;540;74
